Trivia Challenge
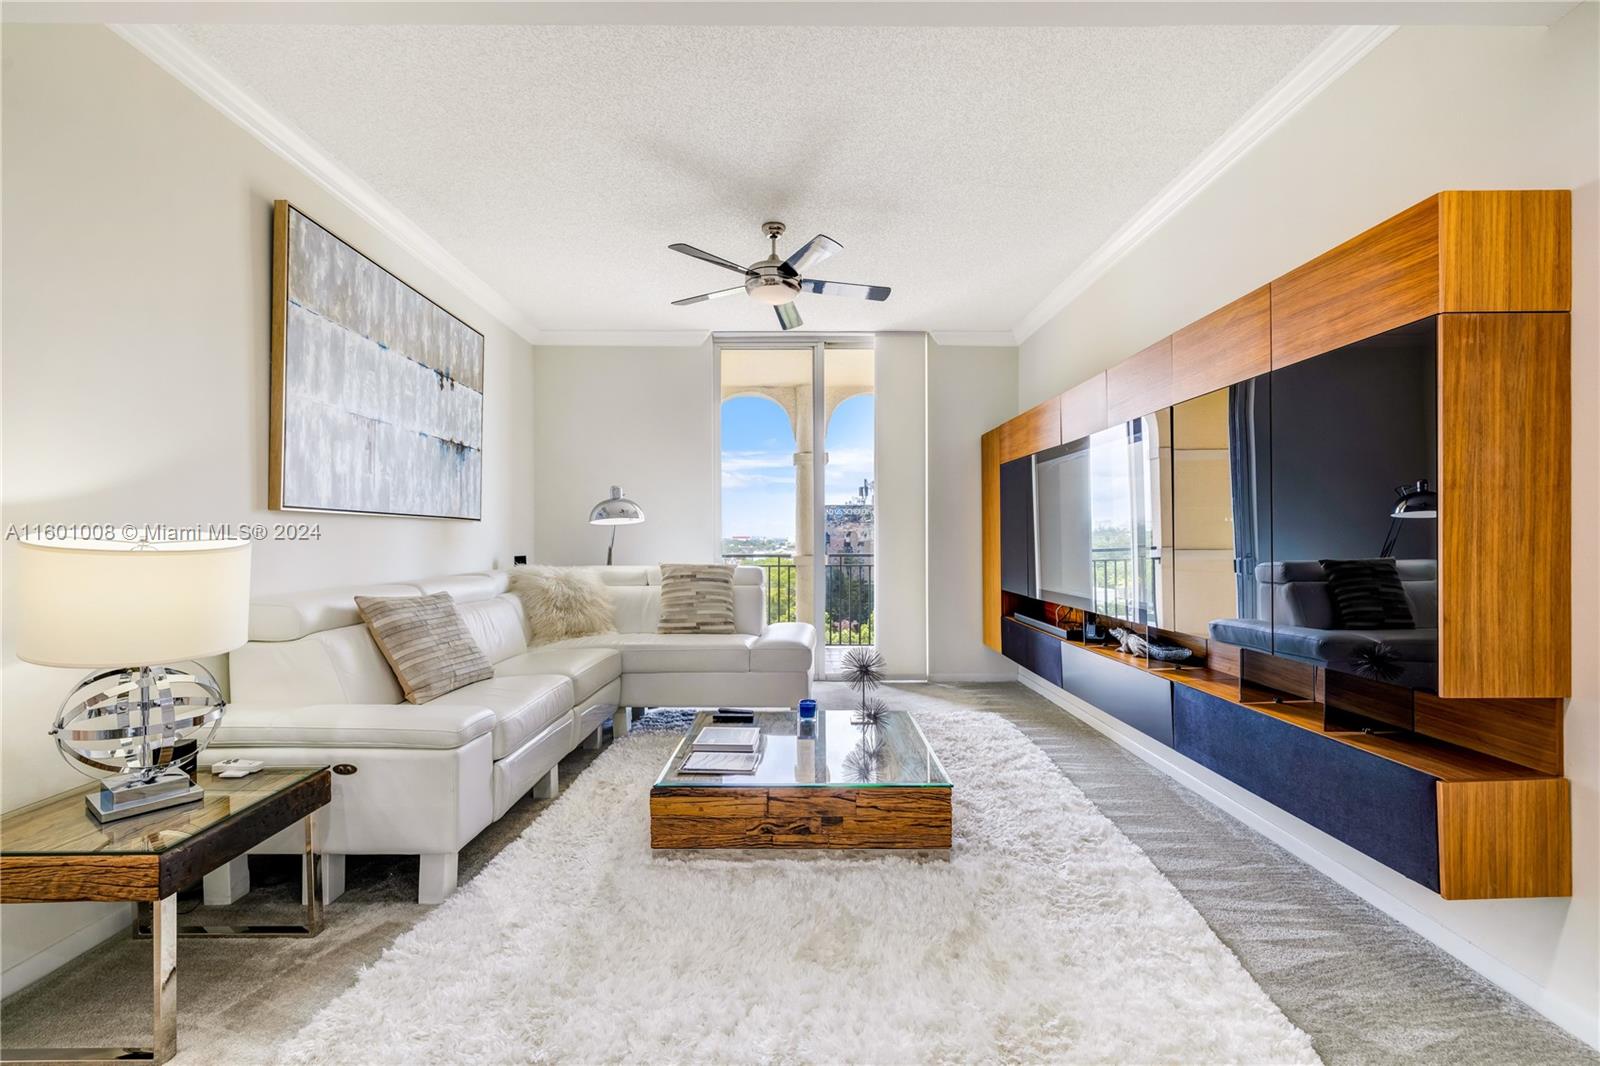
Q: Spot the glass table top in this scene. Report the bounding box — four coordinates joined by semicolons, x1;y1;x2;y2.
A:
0;767;327;856
655;709;950;789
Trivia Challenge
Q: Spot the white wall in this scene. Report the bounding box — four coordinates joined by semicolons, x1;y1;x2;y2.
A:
531;343;718;566
534;336;940;680
1014;7;1599;1043
0;25;537;994
929;342;1019;681
873;333;930;679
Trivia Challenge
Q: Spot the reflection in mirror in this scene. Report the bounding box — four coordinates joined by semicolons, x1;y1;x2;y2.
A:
1035;437;1090;610
1266;317;1438;694
1171;376;1272;656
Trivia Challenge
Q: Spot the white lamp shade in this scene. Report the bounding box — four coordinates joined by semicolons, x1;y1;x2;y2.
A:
15;538;252;668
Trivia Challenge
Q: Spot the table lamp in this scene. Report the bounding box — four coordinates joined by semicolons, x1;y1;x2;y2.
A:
588;486;645;566
15;536;252;822
1378;479;1438;558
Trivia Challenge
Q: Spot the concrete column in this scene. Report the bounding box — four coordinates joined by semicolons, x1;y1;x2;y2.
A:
792;382;815;628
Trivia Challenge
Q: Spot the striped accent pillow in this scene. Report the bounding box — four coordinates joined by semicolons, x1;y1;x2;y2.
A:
657;563;737;634
355;592;494;704
1318;559;1415;630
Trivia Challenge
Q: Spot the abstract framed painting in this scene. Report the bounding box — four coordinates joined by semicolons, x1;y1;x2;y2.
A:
269;200;484;520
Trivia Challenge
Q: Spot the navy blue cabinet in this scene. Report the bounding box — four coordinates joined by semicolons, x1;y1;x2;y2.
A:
1001;618;1063;687
1172;685;1441;891
1059;644;1174;746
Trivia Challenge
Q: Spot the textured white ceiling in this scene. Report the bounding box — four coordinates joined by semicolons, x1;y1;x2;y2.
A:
171;23;1334;335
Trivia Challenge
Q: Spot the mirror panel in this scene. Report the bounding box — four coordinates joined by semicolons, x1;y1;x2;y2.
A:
1267;317;1438;694
1164;375;1274;658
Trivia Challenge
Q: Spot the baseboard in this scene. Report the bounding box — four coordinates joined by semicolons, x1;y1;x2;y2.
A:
1;903;132;999
929;672;1020;683
1017;670;1600;1050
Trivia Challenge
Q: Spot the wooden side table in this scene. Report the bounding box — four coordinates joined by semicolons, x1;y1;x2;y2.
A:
0;766;331;1064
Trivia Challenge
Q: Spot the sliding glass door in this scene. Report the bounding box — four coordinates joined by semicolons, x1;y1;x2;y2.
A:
716;339;875;679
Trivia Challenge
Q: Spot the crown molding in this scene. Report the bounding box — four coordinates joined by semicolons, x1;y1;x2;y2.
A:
928;330;1018;348
13;3;1576;25
533;330;712;348
1012;24;1396;345
109;24;543;346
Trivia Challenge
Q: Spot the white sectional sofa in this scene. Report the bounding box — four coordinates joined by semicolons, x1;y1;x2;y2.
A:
209;565;814;903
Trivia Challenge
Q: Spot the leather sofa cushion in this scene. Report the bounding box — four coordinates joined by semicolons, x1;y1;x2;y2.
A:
456;594;532;664
249;582;422;642
426;674;574;758
230;623;404;707
497;646;622;703
615;633;755;673
213;702;497;750
415;572;509;601
750;622;816;673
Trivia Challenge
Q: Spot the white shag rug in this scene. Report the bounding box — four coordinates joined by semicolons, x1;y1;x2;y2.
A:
282;703;1318;1065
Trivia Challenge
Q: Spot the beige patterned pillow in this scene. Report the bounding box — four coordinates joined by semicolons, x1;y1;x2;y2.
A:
507;566;617;645
355;592;493;704
657;563;737;634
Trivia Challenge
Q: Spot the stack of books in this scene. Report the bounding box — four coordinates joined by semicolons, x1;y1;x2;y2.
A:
680;725;762;774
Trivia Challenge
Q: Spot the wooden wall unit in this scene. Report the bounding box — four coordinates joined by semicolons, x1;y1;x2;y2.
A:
1439;190;1571;312
1058;371;1109;441
1437;778;1572;899
1171;285;1271;398
1415;694;1564;777
1270;195;1442;368
980;189;1574;899
998;395;1061;463
1438;312;1572;699
981;427;1002;653
1272;190;1571;369
1106;338;1173;424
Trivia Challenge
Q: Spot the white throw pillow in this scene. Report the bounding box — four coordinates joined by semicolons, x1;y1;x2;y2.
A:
507;566;618;645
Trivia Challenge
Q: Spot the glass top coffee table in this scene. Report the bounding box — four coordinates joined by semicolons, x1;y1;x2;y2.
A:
650;709;952;849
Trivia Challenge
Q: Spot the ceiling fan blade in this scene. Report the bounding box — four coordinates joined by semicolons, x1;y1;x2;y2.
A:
781;234;842;276
669;243;752;276
799;279;891;301
774;302;803;330
671;286;745;307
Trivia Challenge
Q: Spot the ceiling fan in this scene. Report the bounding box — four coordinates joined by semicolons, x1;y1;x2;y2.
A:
669;221;891;330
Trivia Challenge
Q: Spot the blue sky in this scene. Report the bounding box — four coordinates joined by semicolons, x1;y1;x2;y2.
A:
721;394;874;539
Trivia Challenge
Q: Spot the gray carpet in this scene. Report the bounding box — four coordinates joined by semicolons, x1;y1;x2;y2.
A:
1;682;1593;1065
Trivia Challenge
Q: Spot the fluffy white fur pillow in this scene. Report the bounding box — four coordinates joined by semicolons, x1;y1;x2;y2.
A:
507;566;617;645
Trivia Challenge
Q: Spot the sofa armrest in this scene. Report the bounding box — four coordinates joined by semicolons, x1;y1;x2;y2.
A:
750;622;817;673
212;703;497;751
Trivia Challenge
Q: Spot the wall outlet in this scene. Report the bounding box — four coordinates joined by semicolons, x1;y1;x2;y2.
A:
513;555;527;566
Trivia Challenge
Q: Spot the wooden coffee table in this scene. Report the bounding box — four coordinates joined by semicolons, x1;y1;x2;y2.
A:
0;766;331;1064
650;709;952;849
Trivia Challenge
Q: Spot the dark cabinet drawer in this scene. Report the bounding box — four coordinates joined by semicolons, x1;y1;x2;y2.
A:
1172;685;1440;891
1001;618;1064;687
1060;644;1174;745
999;457;1035;597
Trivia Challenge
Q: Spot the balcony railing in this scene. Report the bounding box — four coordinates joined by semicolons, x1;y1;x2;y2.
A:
1090;547;1158;622
722;553;874;647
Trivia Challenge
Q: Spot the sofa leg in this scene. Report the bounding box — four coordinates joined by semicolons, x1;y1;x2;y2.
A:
614;707;633;736
533;765;560;800
584;723;605;750
202;855;250;906
418;852;459;905
320;853;346;905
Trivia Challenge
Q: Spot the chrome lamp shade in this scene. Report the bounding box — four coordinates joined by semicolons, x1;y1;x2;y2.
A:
588;486;644;565
15;536;252;822
1379;479;1438;558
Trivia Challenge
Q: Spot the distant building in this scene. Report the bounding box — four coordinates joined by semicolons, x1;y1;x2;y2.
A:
825;478;874;557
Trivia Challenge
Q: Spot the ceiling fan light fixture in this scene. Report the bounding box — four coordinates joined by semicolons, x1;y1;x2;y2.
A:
746;275;799;305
